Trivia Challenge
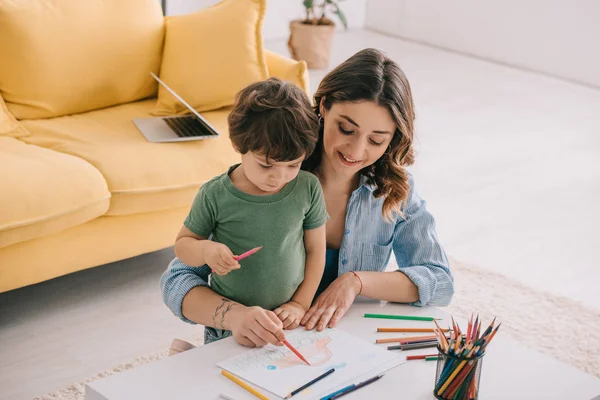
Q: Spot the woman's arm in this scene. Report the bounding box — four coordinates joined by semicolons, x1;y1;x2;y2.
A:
160;258;285;347
355;270;419;302
299;270;418;331
390;177;454;307
182;286;285;347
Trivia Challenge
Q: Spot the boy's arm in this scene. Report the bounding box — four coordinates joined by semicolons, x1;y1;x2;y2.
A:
174;227;212;267
290;225;327;310
174;226;239;274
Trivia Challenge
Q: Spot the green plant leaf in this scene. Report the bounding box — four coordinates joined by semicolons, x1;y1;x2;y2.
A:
334;4;348;29
303;0;314;9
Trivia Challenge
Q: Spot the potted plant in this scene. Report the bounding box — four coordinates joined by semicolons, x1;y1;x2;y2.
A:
288;0;348;69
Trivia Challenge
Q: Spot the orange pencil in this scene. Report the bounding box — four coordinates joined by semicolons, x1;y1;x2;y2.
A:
433;320;449;349
466;313;473;343
376;335;439;344
283;340;311;366
399;335;437;344
377;328;450;333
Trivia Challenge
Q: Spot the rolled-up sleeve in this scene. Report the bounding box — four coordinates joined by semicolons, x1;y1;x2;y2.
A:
392;179;454;307
160;257;211;324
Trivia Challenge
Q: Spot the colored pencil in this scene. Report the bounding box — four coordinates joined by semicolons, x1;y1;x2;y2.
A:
376;334;441;344
329;375;383;399
376;337;407;344
319;384;355;400
466;314;473;343
433;320;449;350
387;341;439;350
400;341;439;350
425;356;441;361
283;339;311;366
221;370;269;400
406;353;439;360
399;335;438;344
285;368;335;398
431;314;502;399
377;327;450;333
364;313;440;321
233;246;263;261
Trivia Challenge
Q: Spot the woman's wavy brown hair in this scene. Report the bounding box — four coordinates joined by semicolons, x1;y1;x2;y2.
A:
302;48;416;220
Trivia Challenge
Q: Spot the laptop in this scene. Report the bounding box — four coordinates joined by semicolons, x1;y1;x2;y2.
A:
132;72;220;143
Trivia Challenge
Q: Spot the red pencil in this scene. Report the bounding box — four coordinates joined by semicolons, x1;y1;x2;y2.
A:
406;353;439;361
283;340;311;366
233;246;263;261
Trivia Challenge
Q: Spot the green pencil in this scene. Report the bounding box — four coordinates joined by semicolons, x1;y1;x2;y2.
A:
425;356;441;361
364;313;440;321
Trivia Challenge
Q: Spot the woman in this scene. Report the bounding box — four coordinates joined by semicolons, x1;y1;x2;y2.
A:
161;48;454;349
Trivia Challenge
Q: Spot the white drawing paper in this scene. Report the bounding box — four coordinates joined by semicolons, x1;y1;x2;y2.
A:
217;328;405;399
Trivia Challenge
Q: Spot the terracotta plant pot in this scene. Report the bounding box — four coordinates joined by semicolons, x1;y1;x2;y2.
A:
288;19;336;70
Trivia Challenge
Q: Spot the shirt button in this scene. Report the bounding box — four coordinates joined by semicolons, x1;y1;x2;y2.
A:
344;229;350;235
342;259;348;265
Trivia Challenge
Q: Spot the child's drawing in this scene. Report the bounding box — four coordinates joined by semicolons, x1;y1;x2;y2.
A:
228;331;332;372
218;328;405;399
271;334;332;369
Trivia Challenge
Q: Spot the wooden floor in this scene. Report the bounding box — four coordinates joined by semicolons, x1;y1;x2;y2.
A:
1;30;599;399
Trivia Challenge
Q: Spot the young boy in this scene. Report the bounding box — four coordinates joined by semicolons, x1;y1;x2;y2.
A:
173;78;328;344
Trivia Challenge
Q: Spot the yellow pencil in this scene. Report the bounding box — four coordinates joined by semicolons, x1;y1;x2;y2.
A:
221;370;270;400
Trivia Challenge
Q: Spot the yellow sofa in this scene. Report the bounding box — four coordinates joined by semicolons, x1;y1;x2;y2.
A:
0;0;308;293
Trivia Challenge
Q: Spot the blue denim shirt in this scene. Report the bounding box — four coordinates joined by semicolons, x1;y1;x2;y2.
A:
160;173;454;327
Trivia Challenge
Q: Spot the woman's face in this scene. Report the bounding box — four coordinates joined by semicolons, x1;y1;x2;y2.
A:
320;100;396;178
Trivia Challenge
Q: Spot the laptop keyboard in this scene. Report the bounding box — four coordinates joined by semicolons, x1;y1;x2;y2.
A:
163;115;217;138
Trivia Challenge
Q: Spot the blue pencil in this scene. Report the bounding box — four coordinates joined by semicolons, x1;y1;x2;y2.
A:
329;375;383;399
285;368;335;398
320;384;355;400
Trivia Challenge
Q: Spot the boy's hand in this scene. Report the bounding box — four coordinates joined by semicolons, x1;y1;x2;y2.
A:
274;301;306;330
204;242;240;276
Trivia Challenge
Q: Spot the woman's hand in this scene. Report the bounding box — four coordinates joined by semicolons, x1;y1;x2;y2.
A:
229;306;286;348
301;272;361;331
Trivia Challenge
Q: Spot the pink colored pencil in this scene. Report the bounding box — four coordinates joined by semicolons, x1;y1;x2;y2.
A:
233;246;263;261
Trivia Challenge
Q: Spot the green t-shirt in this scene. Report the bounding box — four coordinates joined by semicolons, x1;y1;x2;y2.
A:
184;165;328;310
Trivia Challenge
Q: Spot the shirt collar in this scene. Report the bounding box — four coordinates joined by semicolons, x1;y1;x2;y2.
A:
359;174;376;192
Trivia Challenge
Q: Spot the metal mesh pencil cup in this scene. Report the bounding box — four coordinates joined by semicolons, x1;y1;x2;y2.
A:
433;345;485;400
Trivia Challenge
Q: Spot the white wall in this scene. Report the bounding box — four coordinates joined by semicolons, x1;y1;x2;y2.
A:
366;0;600;88
166;0;367;41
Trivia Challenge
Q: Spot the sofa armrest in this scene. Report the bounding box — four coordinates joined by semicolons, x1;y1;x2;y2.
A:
0;94;29;138
264;50;310;97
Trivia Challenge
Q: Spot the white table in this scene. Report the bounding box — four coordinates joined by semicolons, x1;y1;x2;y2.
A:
86;300;600;399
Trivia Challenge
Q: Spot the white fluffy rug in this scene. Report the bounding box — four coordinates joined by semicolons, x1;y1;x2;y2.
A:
34;258;600;400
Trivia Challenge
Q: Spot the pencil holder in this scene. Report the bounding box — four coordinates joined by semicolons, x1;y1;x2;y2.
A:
433;346;485;400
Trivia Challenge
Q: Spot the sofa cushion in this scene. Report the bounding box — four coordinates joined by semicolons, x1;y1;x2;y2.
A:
264;50;309;96
20;99;240;216
0;95;29;138
153;0;268;116
0;137;110;249
0;0;164;119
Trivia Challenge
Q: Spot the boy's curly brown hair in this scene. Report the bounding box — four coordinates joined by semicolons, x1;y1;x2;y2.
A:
228;78;319;163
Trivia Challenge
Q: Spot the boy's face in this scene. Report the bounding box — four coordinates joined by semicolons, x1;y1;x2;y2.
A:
241;151;305;194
